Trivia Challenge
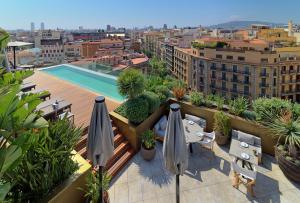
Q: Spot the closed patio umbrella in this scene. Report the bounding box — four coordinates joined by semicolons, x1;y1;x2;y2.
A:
163;103;188;203
87;96;114;203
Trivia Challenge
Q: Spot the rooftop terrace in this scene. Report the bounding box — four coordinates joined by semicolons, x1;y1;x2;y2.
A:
25;70;300;203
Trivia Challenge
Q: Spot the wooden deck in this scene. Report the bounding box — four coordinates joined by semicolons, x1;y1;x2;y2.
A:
25;70;121;127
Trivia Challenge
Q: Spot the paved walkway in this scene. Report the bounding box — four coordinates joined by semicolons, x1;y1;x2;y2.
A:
25;70;120;127
108;142;300;203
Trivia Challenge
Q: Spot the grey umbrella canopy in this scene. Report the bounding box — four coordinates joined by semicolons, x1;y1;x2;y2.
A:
163;103;188;203
87;96;114;166
87;96;114;203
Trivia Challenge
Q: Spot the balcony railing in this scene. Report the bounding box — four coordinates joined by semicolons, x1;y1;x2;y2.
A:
259;83;269;88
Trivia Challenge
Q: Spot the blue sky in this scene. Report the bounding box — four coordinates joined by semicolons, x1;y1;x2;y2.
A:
1;0;300;30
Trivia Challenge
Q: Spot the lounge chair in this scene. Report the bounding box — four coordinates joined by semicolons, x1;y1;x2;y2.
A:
25;89;51;100
232;157;257;197
232;130;262;164
21;82;36;92
58;111;75;124
185;114;206;131
154;115;168;142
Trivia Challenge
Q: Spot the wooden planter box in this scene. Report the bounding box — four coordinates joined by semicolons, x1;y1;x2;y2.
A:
109;104;168;151
110;98;278;155
43;152;91;203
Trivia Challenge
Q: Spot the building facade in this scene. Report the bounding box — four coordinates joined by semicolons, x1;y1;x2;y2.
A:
191;46;300;102
35;30;64;64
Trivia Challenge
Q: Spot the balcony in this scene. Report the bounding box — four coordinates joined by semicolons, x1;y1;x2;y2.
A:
260;72;269;77
259;83;269;88
281;80;296;84
230;88;238;93
242;71;251;75
211;66;217;70
218;77;228;81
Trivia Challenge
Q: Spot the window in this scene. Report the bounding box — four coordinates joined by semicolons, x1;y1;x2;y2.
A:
222;82;226;89
221;64;226;71
244;86;249;94
261;78;266;85
273;78;277;86
261;58;268;63
244;66;249;74
226;55;233;60
200;52;204;56
282;76;285;83
244;76;249;84
216;54;222;59
261;88;266;95
212;71;216;78
233;84;237;92
233;74;238;82
222;72;226;80
233;65;238;72
238;56;245;61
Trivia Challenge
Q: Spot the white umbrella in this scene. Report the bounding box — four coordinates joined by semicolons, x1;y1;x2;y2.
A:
87;96;114;203
163;103;188;203
7;41;33;69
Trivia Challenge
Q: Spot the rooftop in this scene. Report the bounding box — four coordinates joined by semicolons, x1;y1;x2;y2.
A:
109;141;300;203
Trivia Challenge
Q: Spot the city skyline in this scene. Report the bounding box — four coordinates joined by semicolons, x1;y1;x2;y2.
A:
1;0;300;30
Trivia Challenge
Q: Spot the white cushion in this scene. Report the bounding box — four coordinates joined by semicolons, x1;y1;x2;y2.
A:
159;116;168;130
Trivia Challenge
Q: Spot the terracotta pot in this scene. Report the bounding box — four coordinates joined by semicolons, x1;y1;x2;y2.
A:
278;152;300;182
215;131;229;145
141;145;156;161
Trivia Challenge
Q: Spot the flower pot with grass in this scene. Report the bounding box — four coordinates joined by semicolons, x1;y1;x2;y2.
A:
140;130;156;161
213;111;231;145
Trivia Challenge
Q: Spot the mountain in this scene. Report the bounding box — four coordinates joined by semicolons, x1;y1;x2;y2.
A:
208;21;286;29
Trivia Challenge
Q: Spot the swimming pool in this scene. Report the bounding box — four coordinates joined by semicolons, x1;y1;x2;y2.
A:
41;64;124;102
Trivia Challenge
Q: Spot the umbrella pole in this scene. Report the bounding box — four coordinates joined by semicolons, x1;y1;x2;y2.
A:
176;174;180;203
13;46;16;69
99;166;103;203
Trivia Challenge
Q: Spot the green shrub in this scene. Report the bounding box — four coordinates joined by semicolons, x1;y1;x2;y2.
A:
114;102;127;117
6;118;82;202
125;98;149;124
242;110;256;120
153;85;170;103
139;91;160;113
145;75;164;92
204;94;215;107
295;160;300;167
190;91;204;106
215;95;225;110
229;97;248;116
292;103;300;119
82;171;111;203
285;156;293;161
253;97;292;121
141;130;155;149
117;69;144;99
213;111;231;137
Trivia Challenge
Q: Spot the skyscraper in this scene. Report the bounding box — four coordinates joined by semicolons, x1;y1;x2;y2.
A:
31;22;35;32
163;24;168;30
107;24;111;31
41;22;44;30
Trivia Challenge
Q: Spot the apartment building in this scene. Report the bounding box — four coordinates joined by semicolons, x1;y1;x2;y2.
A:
64;42;82;61
35;30;64;64
257;28;296;44
142;31;164;56
190;41;300;102
173;47;193;87
81;38;124;58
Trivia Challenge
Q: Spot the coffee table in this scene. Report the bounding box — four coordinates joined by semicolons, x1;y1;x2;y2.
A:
182;119;204;153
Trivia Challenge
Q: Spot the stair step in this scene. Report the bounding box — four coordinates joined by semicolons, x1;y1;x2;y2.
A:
112;126;118;135
78;147;87;159
108;148;135;178
114;133;125;148
75;134;88;151
105;140;130;170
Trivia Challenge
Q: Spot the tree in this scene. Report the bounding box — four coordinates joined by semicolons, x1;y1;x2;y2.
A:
149;57;168;77
117;69;144;99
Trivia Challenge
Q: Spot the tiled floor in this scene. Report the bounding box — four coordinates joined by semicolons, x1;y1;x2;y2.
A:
108;142;300;203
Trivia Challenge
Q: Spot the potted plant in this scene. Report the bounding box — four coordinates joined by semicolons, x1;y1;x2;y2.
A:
213;111;231;145
259;110;300;182
140;130;156;161
172;80;186;101
83;171;112;203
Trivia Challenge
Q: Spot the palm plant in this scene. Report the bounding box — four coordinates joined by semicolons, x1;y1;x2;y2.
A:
258;110;300;158
117;69;144;99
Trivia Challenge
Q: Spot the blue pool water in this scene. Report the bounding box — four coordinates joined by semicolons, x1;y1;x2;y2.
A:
41;64;124;102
